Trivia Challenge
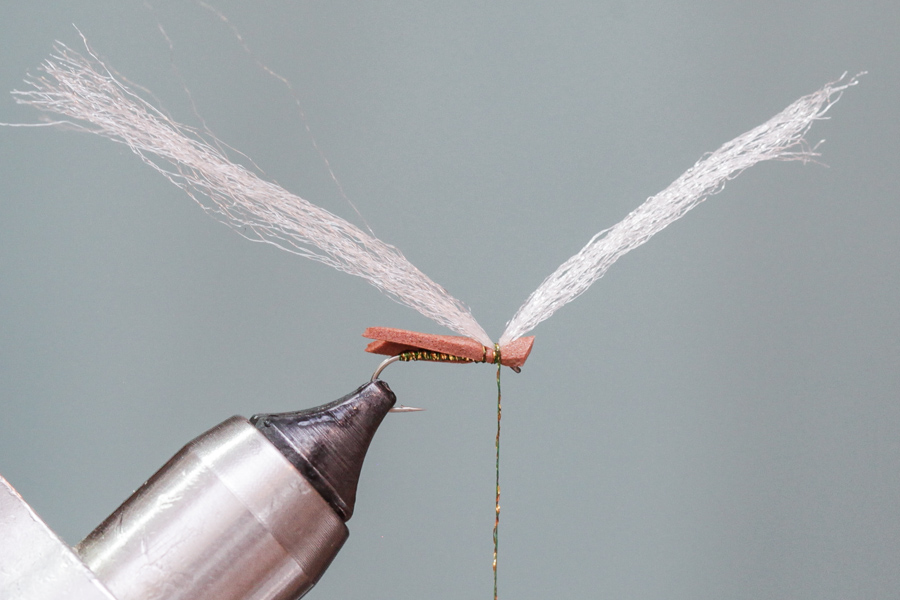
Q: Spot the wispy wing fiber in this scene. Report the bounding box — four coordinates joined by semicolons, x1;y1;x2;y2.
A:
13;41;492;347
500;75;859;345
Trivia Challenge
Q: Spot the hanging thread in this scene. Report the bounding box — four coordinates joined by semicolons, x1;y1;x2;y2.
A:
395;341;504;599
492;343;502;600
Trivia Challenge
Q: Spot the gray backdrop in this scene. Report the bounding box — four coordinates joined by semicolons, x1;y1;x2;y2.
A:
2;2;899;599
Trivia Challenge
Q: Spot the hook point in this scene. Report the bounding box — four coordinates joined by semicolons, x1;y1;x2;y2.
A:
389;405;425;413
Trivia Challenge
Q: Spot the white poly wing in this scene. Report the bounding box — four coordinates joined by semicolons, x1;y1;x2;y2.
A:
500;75;860;346
13;41;493;348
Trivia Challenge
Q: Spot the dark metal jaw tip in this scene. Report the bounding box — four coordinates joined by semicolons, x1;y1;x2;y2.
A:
249;380;397;520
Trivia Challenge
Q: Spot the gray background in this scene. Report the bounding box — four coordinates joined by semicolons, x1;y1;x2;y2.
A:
1;1;898;599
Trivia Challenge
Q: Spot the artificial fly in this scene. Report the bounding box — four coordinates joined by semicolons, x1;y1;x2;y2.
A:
9;37;859;600
364;326;516;600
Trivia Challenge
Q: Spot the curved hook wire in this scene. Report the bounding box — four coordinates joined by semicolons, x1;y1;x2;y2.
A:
370;355;425;413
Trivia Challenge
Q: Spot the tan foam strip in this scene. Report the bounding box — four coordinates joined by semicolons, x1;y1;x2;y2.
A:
363;327;534;369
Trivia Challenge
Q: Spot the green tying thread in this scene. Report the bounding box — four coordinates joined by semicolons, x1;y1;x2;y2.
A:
395;342;504;600
492;343;502;600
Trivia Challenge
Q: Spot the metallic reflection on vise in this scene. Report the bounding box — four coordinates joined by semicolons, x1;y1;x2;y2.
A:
75;381;396;600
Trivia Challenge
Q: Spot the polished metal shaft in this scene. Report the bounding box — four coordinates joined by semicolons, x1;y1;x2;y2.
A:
75;417;348;600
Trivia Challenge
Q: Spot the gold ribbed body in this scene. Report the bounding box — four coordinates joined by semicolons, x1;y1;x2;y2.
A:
397;350;475;364
396;343;501;366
